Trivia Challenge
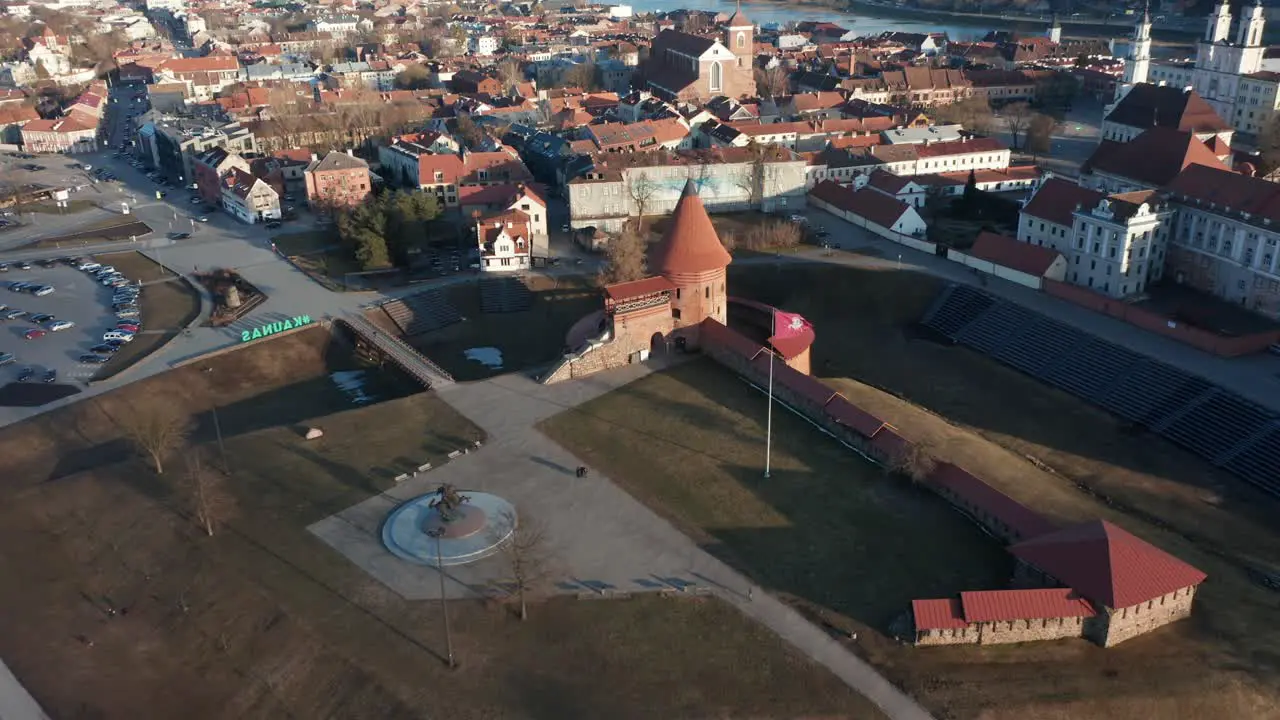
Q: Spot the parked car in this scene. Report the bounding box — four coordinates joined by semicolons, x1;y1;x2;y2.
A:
89;343;119;355
0;352;13;366
48;320;75;332
22;328;44;340
77;261;101;271
0;263;8;272
17;261;30;270
115;323;140;333
42;369;56;383
8;282;29;291
29;313;54;323
3;309;25;320
197;216;209;223
103;330;134;342
169;231;191;239
17;366;33;382
79;353;110;364
32;286;53;297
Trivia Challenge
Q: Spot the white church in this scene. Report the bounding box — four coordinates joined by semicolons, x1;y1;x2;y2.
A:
1110;0;1278;145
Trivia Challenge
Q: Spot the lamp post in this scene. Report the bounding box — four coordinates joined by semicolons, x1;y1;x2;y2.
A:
202;367;229;475
426;527;456;668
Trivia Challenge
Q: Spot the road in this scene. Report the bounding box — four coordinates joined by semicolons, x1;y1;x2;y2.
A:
994;97;1104;180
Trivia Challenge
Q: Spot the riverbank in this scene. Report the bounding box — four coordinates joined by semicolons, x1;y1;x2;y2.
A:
843;0;1202;41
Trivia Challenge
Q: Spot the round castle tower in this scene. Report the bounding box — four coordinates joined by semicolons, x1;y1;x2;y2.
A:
651;180;732;346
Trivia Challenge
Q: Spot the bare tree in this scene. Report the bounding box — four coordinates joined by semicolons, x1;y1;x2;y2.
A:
734;142;768;209
496;57;524;95
1002;101;1033;150
183;450;237;537
494;510;554;621
1025;112;1060;158
754;66;790;99
887;441;938;484
626;173;657;223
119;401;191;475
934;96;995;135
599;223;648;284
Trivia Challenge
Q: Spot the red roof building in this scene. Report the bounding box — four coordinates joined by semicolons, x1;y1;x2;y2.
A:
652;180;732;277
968;231;1066;280
1010;520;1207;610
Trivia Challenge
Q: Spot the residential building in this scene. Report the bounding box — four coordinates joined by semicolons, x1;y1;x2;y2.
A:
304;150;372;210
416;149;534;207
192;147;251;205
475;210;533;272
20;117;97;153
458;183;548;244
567;146;806;232
221;168;281;224
153;56;242;101
1165;163;1280;317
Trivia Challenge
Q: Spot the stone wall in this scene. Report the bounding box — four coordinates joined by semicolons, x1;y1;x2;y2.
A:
1100;587;1197;647
915;615;1090;647
543;304;673;384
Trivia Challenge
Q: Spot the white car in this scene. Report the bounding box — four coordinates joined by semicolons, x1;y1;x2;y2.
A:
103;330;134;343
48;320;75;331
32;286;54;296
77;262;101;272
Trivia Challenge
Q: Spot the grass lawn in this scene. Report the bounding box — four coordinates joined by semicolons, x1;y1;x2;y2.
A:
273;230;339;256
713;261;1280;719
18;198;97;215
89;251;200;381
540;359;1011;632
25;218;154;250
0;328;878;720
273;230;360;291
409;274;601;381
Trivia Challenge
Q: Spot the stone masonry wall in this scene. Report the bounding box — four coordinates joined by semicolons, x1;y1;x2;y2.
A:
1101;587;1197;647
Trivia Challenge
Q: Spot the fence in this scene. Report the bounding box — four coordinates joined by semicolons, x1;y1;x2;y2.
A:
948;249;1045;290
807;195;936;255
1043;280;1280;358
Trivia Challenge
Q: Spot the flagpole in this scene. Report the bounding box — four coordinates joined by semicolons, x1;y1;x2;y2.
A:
765;313;774;479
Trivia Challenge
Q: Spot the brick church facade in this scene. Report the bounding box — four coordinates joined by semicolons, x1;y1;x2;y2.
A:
642;9;757;102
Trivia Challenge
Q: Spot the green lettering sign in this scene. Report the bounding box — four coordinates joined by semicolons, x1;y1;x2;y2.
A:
240;314;314;343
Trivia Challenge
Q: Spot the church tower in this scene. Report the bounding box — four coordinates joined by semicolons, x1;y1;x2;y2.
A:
652;180;732;346
1206;0;1232;43
1047;13;1062;45
1114;7;1151;102
1237;0;1266;74
725;2;754;72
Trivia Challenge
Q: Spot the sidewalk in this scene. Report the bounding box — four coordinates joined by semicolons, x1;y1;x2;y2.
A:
0;659;47;720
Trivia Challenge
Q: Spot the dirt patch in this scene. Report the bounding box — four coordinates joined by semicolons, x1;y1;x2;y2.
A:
0;381;80;407
0;329;875;720
407;275;601;381
88;251;200;382
24;219;153;250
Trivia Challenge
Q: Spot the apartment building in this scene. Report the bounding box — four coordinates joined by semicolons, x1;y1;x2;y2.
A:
303;150;372;210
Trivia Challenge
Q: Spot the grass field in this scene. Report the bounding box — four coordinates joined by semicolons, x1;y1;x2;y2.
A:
543;262;1280;720
25;219;154;250
0;328;880;719
89;251;201;381
408;274;601;381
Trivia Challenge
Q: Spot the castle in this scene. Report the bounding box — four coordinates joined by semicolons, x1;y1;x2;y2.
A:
544;180;811;383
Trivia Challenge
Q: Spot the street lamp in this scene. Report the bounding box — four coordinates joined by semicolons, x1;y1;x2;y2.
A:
202;367;229;475
425;527;456;668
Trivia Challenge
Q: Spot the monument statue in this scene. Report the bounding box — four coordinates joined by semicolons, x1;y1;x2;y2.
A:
428;483;471;523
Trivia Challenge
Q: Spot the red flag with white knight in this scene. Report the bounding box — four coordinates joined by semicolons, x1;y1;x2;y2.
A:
771;310;813;341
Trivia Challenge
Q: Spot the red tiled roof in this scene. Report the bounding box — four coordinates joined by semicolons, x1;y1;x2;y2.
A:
1105;84;1229;134
809;181;910;230
914;137;1007;159
912;598;968;630
1021;178;1104;227
699;318;766;361
604;276;675;302
1010;520;1207;609
652;180;732;276
959;588;1097;623
1084;128;1228;188
969;231;1063;277
926;462;1058;540
824;396;885;438
1167;162;1280;226
775;365;840;407
866;169;915;195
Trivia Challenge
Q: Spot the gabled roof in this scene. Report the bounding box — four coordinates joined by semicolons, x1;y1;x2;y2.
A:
1022;178;1104;226
1166;162;1280;226
1009;520;1207;609
1105;84;1229;134
1084;128;1229;188
652;180;732;276
959;588;1097;623
969;231;1063;277
810;181;911;229
926;461;1058;541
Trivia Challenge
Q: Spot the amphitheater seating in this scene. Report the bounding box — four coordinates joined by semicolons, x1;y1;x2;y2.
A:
920;283;1280;499
922;285;995;337
380;290;462;336
480;277;534;313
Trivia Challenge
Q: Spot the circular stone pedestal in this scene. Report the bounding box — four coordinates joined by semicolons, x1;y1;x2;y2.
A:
381;491;515;567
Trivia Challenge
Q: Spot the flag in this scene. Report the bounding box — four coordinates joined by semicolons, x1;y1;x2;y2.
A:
771;310;813;341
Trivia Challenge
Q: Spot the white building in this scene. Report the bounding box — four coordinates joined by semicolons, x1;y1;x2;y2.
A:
476;211;533;272
221;168;280;224
470;35;499;56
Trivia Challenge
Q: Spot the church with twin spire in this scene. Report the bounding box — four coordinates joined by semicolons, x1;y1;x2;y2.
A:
1112;0;1270;142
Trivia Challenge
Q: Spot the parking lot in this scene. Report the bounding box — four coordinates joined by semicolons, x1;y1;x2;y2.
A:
0;262;141;393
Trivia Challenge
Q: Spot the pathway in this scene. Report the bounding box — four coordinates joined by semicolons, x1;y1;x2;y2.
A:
0;658;47;720
310;368;935;720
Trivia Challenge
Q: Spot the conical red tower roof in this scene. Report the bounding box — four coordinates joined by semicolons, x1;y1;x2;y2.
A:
652;180;732;276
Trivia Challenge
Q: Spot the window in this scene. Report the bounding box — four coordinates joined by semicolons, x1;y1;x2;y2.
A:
736;31;746;49
676;288;681;299
709;61;723;93
672;308;681;319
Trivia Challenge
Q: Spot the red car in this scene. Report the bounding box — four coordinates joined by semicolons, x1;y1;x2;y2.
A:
23;328;46;340
116;323;140;332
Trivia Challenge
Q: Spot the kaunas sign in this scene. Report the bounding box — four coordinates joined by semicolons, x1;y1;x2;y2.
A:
241;315;314;343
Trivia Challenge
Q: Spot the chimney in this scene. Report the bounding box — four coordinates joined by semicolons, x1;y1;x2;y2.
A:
310;152;318;161
346;149;353;156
